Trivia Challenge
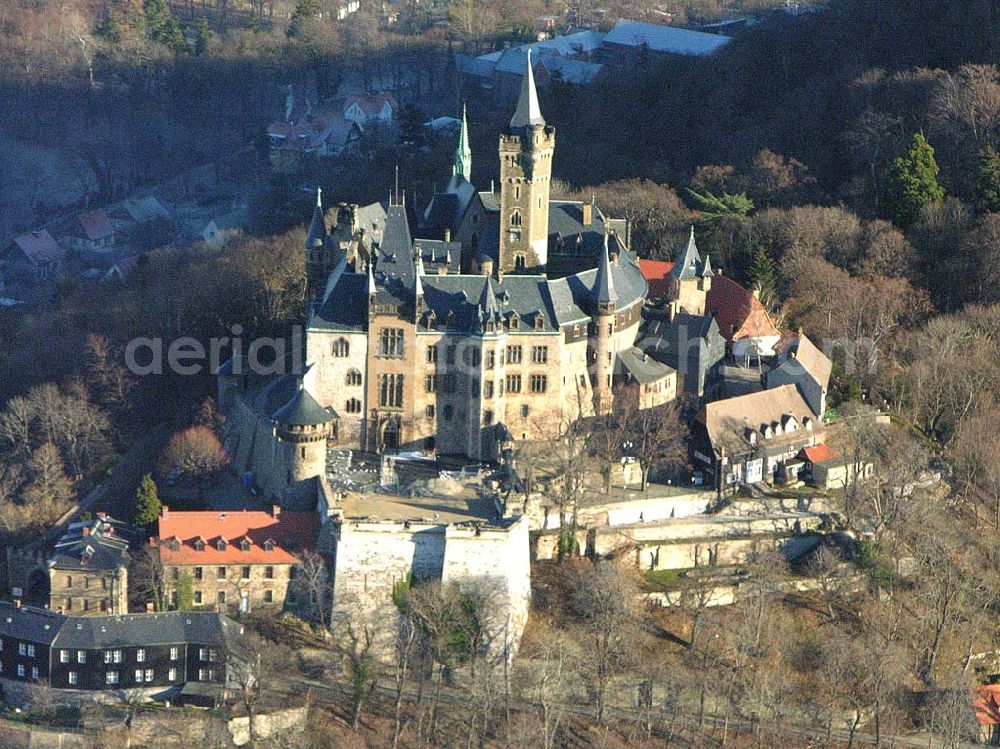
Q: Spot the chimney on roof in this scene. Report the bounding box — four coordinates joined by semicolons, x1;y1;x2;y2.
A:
96;512;106;519
82;527;90;537
582;200;593;227
161;506;168;517
15;599;21;608
272;504;281;517
444;228;451;242
751;287;759;299
146;602;155;613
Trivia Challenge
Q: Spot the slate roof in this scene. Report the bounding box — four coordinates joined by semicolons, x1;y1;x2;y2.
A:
510;49;545;128
310;258;369;332
420;175;477;237
545;56;604;84
414;239;462;274
373;205;416;305
50;516;133;573
306;189;326;250
671;227;707;281
603;19;731;56
592;236;618;305
618;346;675;384
773;332;832;389
0;603;64;645
271;384;335;425
51;611;241;650
11;229;63;265
114;197;170;223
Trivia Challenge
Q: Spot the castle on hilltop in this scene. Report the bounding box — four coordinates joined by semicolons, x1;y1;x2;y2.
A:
219;53;677;507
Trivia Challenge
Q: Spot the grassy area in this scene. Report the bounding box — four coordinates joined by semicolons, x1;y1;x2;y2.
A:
643;569;683;588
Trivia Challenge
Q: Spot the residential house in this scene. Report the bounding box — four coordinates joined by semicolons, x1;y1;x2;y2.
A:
343;93;398;127
4;229;65;282
693;384;821;489
617;346;677;410
110;196;171;229
797;444;871;489
0;601;243;696
66;209;116;253
48;514;134;616
765;331;832;417
267;117;362;170
153;506;320;614
201;208;248;248
705;274;781;363
103;254;143;283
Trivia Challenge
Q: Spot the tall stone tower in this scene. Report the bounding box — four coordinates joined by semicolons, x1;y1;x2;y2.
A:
591;236;618;415
454;103;472;182
498;50;554;275
272;381;333;508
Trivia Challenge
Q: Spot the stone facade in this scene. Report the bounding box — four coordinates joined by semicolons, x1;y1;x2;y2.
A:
48;567;127;616
161;561;294;614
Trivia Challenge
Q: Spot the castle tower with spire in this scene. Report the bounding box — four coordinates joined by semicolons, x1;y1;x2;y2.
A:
305;187;328;297
668;227;714;316
498;50;554;275
591;235;618;415
454;104;472;182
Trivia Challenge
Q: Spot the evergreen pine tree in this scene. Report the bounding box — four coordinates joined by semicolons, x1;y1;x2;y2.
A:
686;188;754;222
133;473;162;526
976;146;1000;213
884;133;945;228
748;245;777;303
287;0;320;38
144;0;171;40
195;18;210;55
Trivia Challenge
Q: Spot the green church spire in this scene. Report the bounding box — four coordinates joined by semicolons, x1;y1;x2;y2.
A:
453;103;472;182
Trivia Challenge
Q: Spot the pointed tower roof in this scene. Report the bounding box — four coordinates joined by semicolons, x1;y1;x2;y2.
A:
593;234;619;306
479;277;500;319
414;255;425;298
671;226;704;281
305;187;326;250
453;103;472;182
367;260;377;295
272;380;333;426
700;253;713;278
510;49;545;129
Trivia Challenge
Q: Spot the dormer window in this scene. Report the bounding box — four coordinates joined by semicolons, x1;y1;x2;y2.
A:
216;538;227;552
263;539;275;552
193;538;206;551
239;538;251;552
746;429;757;446
534;314;544;331
762;425;773;439
508;313;519;330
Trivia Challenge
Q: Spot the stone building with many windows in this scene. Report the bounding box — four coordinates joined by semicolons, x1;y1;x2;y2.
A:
218;52;675;505
152;507;319;614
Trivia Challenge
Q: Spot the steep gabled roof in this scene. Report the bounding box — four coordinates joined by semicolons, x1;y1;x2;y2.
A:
705;275;780;342
11;229;63;265
671;227;704;281
774;332;832;390
701;384;817;455
592;235;618;305
306;187;326;250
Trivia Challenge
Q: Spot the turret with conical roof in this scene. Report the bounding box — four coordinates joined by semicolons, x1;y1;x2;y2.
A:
273;377;334;501
669;227;712;315
454;104;472;182
306;187;326;251
498;49;554;276
305;187;329;297
592;233;619;309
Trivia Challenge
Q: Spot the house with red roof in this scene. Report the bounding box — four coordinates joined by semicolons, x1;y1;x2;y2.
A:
153;506;319;614
4;229;65;282
705;274;781;363
797;443;871;489
975;684;1000;745
637;258;674;302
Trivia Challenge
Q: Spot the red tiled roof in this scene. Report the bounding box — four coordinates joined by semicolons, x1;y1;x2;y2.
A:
154;508;319;566
268;116;358;152
976;685;1000;726
12;229;63;265
78;210;115;241
799;443;839;465
705;274;779;341
638;259;674;299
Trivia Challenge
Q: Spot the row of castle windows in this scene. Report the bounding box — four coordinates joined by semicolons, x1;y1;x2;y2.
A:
423;403;532;422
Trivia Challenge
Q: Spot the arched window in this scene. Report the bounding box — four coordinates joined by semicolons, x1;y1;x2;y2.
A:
346;369;363;386
345;398;362;414
510;211;521;227
332;338;350;358
514;254;526;271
